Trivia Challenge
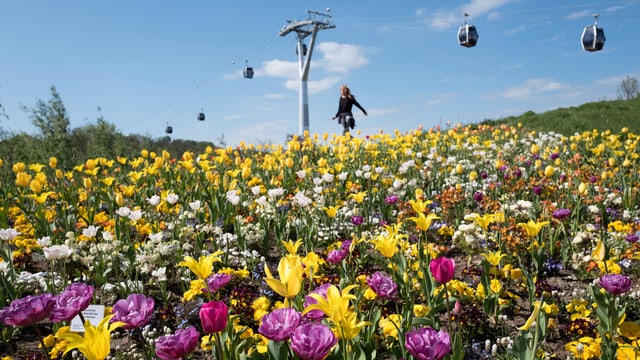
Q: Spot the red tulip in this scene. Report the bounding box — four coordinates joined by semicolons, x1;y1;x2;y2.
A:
200;300;228;333
429;257;456;284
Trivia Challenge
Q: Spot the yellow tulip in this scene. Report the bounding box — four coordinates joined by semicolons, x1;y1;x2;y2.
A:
323;205;340;219
58;315;125;360
483;250;506;267
49;157;58;169
407;212;440;231
464;213;495;231
281;239;303;255
264;255;304;301
519;301;542;331
517;220;550;238
348;191;366;203
15;172;32;187
179;252;223;279
303;284;358;324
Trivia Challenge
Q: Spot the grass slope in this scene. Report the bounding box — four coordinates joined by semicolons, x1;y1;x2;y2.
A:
480;97;640;136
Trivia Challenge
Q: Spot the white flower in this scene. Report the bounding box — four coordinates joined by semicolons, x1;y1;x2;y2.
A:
0;228;20;242
255;196;268;207
321;173;334;183
227;190;240;205
102;231;115;241
115;207;131;217
129;209;143;221
338;172;348;181
37;236;51;247
83;225;99;238
250;185;262;196
267;188;284;199
152;267;167;282
148;232;164;243
189;200;201;211
166;193;179;205
43;244;74;260
296;170;307;179
294;191;312;207
147;195;161;206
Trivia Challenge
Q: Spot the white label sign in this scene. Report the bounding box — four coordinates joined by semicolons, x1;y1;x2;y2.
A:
70;305;106;332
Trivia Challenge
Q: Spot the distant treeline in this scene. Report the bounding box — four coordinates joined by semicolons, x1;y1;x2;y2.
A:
0;86;215;182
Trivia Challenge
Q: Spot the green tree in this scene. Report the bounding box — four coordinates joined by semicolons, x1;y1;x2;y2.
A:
21;85;75;168
617;75;639;100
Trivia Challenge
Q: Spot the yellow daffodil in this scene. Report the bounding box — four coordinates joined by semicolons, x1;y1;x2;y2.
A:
179;252;223;279
517;220;550;238
407;212;440;231
408;198;432;214
263;255;304;302
58;315;125;360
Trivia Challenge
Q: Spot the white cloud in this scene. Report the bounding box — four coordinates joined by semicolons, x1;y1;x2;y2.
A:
426;92;457;106
500;78;569;100
264;93;287;99
229;119;289;145
421;0;517;31
257;42;369;95
314;42;369;73
565;10;592;21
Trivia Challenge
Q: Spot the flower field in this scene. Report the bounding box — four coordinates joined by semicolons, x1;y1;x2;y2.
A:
0;124;639;360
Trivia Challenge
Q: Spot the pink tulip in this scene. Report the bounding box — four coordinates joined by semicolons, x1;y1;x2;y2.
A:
200;300;228;333
429;257;455;284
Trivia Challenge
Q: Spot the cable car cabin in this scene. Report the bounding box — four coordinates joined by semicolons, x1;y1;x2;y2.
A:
197;112;205;121
296;43;308;56
165;125;173;134
581;25;605;52
458;23;479;48
243;66;254;79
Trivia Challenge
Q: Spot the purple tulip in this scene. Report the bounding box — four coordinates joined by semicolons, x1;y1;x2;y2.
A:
340;240;352;251
49;282;94;322
326;249;348;264
290;323;337;360
550;153;559;160
552;208;571;220
514;168;522;178
303;283;332;320
351;215;364;226
599;274;632;295
200;300;228;333
533;185;543;196
625;233;639;243
405;326;452;360
480;171;488;179
206;273;232;293
473;191;483;202
258;307;302;341
155;325;199;360
111;293;155;329
429;257;456;285
384;195;399;204
589;175;597;183
0;293;55;326
366;271;398;300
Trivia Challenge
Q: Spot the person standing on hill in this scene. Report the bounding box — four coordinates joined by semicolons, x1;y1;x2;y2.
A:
332;84;367;135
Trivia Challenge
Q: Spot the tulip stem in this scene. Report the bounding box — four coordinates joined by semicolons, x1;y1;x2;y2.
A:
33;324;52;360
214;332;225;360
0;326;16;357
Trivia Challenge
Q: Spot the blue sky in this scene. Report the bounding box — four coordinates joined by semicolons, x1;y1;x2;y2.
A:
1;0;639;146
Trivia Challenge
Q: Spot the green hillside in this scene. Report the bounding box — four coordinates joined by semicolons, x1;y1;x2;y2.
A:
480;96;640;135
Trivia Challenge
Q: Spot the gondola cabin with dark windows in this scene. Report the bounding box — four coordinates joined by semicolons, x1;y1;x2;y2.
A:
458;13;478;48
165;125;173;134
197;109;205;121
296;43;308;56
581;14;605;52
243;60;254;79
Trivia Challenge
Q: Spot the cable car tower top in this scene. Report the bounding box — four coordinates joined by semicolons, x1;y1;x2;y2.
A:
279;9;335;138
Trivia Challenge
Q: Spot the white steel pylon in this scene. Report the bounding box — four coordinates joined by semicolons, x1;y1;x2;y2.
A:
279;10;335;137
